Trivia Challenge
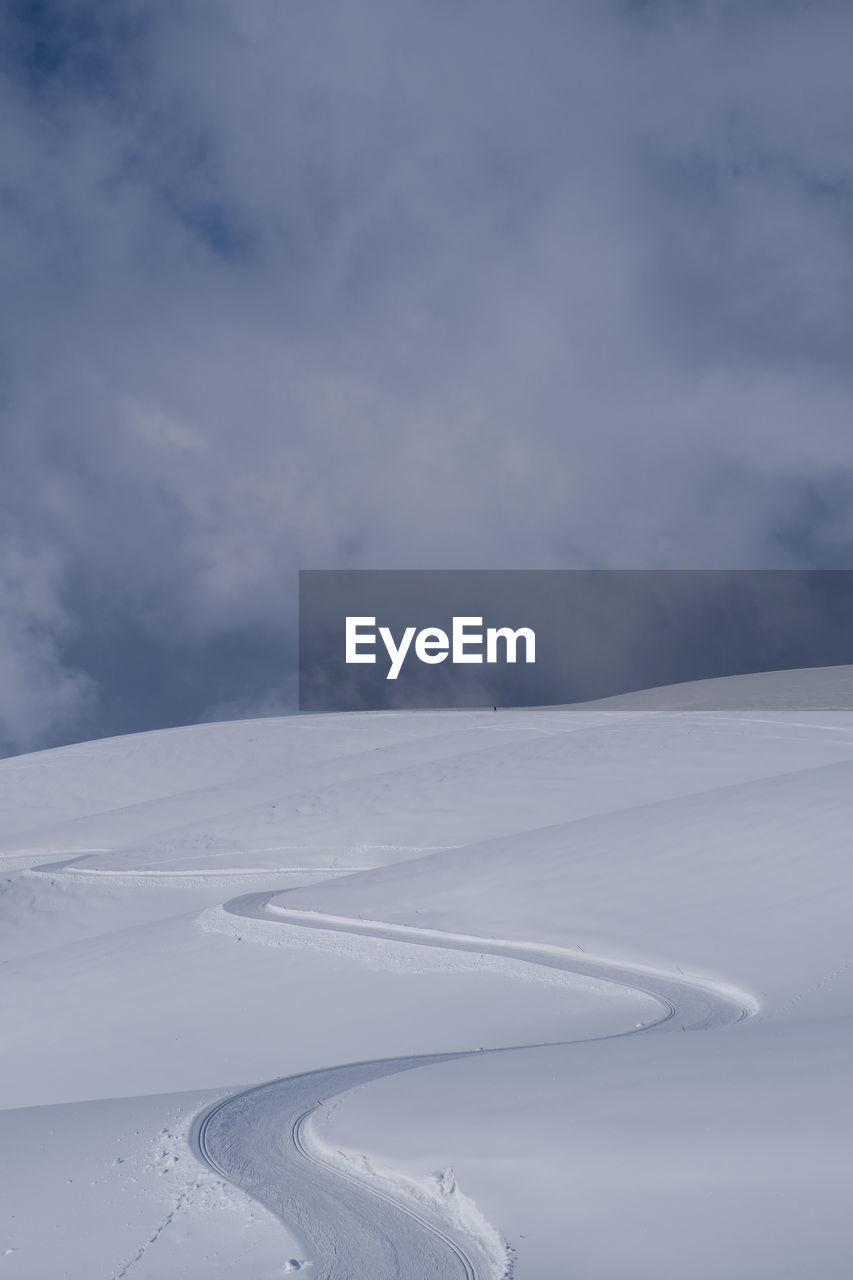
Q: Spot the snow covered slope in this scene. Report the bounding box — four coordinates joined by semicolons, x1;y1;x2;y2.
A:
1;669;852;1276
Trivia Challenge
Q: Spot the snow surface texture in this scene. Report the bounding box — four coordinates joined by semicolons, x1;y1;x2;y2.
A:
2;666;853;1277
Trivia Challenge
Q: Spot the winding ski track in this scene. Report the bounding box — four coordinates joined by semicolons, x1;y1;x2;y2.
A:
191;891;755;1279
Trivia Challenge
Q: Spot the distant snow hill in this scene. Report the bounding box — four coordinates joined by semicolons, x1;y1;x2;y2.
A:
1;666;852;1278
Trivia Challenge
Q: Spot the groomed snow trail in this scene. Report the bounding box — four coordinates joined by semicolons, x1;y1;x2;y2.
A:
194;1057;483;1279
192;894;756;1278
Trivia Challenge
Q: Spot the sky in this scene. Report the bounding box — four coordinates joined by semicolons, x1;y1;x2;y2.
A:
2;0;853;755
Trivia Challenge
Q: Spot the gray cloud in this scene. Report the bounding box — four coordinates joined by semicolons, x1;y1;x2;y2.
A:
2;0;853;752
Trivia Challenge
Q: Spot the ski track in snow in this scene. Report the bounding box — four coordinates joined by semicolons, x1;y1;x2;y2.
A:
8;699;852;1275
24;853;756;1278
189;892;755;1279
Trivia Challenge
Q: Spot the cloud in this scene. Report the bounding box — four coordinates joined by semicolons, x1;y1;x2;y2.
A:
1;0;853;750
0;539;96;754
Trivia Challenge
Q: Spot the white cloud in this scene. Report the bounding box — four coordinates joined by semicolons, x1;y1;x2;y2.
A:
0;540;95;754
2;0;853;750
